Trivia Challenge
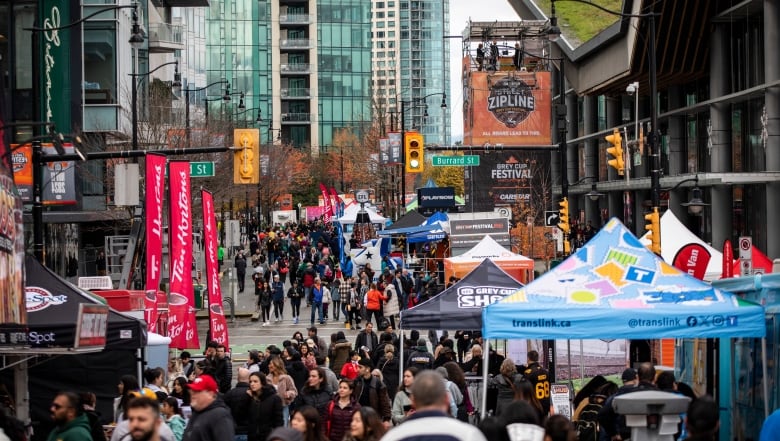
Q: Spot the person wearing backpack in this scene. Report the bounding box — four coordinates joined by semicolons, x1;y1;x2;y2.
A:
573;382;617;441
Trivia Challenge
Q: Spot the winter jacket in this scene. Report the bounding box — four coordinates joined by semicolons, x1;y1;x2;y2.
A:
242;385;283;441
354;331;379;353
165;415;187;441
340;360;360;380
272;281;285;302
270;374;298;406
383;285;400;317
325;398;361;441
391;388;413;425
365;289;387;311
353;375;392;422
378;355;400;401
182;397;235;441
489;374;521;417
223;381;251;435
294;386;333;425
285;359;308;393
46;413;92;441
312;284;325;303
329;340;352;375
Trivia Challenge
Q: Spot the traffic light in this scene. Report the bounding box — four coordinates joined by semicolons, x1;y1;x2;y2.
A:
645;207;661;255
405;131;424;173
558;197;571;255
605;129;624;175
233;128;260;184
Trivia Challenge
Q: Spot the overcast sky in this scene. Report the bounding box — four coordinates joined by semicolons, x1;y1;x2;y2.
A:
448;0;521;142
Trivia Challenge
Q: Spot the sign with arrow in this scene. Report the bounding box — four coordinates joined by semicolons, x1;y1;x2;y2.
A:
545;211;560;227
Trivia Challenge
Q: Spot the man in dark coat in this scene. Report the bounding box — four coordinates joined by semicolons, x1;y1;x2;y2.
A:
235;252;247;292
353;359;392;423
223;368;251;441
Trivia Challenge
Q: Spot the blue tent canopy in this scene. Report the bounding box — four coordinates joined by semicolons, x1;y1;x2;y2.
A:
482;218;766;340
378;211;449;237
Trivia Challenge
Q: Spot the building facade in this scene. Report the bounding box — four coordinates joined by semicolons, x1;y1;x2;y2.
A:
512;0;780;258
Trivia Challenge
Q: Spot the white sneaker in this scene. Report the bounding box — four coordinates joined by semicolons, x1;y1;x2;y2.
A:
263;322;268;326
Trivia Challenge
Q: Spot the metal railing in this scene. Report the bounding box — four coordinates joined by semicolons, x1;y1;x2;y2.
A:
148;23;184;45
280;38;311;49
281;112;311;122
279;13;312;24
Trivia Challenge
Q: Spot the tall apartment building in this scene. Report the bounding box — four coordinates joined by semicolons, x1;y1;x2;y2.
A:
371;0;450;146
205;0;372;154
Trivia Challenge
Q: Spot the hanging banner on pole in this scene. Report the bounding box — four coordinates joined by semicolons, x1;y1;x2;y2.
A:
144;153;166;332
388;132;403;164
319;183;332;223
202;189;229;348
168;161;199;349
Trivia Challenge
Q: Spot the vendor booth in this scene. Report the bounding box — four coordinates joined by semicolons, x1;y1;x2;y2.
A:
482;218;768;439
444;235;534;283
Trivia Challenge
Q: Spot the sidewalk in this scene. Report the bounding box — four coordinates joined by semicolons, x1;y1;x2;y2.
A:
195;267;258;319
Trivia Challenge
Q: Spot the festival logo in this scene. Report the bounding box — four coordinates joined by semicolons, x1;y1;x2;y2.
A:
457;285;514;308
487;75;536;128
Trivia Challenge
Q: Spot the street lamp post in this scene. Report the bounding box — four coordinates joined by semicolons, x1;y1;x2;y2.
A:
182;80;230;147
130;61;180;150
399;92;447;215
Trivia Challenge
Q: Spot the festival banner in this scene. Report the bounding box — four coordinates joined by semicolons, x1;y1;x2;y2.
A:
202;189;229;347
463;68;552;146
319;183;332;223
168;161;199;349
329;187;341;217
464;151;551;213
144;153;166;332
379;138;389;165
388;132;403;164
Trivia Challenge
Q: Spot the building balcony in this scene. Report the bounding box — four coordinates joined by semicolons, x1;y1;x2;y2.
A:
281;113;311;124
148;23;184;53
280;88;311;99
280;63;311;74
279;13;312;25
280;38;312;50
164;0;209;6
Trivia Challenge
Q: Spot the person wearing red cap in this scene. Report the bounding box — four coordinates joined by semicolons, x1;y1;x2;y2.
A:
182;375;235;441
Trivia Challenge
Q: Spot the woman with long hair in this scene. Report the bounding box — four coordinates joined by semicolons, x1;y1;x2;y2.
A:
378;346;399;401
169;377;191;406
300;343;317;371
489;358;522;417
290;405;328;441
391;367;419;425
114;374;140;422
443;361;472;422
268;356;298;426
512;377;546;423
324;379;360;441
243;372;283;441
285;347;309;393
293;367;333;426
258;280;273;326
344;407;386;441
161;397;186;441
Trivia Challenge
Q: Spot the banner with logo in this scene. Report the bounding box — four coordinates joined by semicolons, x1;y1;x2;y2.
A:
319;183;332;223
463;69;552;146
464;151;551;213
40;0;72;130
0;113;27;347
202;189;229;348
145;153;166;332
672;243;711;281
379;138;389;165
168;161;198;349
329;187;341;217
388;132;403;164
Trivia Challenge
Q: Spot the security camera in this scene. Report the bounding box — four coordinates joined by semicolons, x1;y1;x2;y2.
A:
626;82;639;96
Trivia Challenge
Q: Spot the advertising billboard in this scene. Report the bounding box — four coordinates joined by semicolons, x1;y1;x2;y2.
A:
464;151;552;215
463;66;552;147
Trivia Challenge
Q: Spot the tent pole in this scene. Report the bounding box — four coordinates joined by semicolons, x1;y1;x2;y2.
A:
567;340;572;384
480;339;490;418
399;329;404;387
762;336;770;418
580;340;585;383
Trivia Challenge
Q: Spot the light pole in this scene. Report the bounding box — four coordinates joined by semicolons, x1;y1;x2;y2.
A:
399;92;447;215
182;80;230;147
130;61;180;150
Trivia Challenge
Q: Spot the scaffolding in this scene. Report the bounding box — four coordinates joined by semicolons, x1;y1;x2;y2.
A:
461;20;557;73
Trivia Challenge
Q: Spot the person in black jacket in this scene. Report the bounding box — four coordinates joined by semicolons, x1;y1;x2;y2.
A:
240;372;283;441
284;348;309;394
235;252;247;292
293;367;333;425
214;345;233;394
223;368;251;440
599;363;658;441
182;375;235;441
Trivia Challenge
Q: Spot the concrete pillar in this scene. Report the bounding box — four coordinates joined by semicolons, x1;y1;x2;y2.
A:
666;85;686;176
765;0;780;257
709;25;732;247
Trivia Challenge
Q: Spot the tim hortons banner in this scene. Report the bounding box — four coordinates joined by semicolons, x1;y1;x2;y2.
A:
144;153;166;332
202;189;229;348
319;183;332;223
168;161;199;349
463;67;552;147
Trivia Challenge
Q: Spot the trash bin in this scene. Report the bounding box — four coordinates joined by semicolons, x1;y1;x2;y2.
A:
194;284;205;309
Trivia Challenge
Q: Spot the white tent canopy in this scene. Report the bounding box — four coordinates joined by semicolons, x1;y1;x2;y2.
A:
337;204;387;225
448;235;530;261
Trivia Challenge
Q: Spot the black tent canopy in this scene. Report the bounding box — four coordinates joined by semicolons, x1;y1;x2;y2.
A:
382;211;427;232
399;259;523;330
16;255;147;353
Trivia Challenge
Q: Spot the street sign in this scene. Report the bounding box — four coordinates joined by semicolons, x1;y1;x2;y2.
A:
545;211;560;227
738;236;752;260
190;161;215;177
431;155;480;167
355;190;370;203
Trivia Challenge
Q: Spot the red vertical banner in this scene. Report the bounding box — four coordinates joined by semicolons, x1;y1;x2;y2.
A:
319;183;332;223
168;161;199;349
201;189;229;347
328;187;340;217
144;153;166;332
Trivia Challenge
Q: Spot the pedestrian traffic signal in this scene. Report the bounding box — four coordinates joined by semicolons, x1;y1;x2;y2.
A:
233;129;260;184
405;131;424;173
605;129;624;175
645;207;661;255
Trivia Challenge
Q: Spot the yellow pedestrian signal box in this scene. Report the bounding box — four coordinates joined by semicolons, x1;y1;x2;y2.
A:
605;129;624;175
405;131;424;173
233;129;260;184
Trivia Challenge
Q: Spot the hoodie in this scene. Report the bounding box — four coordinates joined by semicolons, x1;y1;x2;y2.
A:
46;414;92;441
182;398;235;441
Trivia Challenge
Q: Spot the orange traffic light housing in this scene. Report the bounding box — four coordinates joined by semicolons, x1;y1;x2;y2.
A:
645;207;661;255
405;131;424;173
233;129;260;184
605;129;624;175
